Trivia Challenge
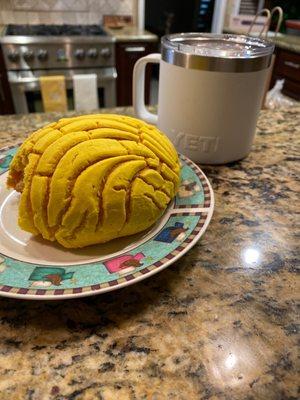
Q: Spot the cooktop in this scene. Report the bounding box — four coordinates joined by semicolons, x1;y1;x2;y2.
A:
6;24;107;36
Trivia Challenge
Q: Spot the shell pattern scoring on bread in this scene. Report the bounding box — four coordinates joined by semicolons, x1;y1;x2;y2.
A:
7;114;181;248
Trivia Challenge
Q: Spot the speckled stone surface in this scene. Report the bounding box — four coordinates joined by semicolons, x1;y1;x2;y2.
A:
104;26;158;42
225;29;300;54
0;107;299;400
271;34;300;54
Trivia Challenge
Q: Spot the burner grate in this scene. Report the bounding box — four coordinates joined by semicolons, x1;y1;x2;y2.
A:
6;24;107;36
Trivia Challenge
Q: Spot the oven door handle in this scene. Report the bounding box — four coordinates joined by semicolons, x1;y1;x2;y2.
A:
8;73;117;85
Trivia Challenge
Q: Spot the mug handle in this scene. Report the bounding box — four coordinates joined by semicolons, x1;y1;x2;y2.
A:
133;53;161;125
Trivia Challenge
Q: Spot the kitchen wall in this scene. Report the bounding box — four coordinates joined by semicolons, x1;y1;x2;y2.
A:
0;0;137;25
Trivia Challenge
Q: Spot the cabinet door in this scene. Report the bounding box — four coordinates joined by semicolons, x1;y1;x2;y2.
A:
275;49;300;83
271;48;300;101
0;46;14;114
116;42;157;106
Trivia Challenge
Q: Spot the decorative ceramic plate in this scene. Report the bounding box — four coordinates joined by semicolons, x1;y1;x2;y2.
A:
0;144;214;300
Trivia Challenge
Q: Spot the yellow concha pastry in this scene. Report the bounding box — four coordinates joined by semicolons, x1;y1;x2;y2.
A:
7;114;180;248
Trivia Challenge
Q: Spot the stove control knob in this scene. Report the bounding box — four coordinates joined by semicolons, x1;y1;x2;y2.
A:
23;50;34;61
87;48;98;59
100;48;111;58
7;50;20;62
74;48;85;60
37;49;48;61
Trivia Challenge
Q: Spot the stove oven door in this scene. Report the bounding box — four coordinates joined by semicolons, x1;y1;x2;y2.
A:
8;68;117;114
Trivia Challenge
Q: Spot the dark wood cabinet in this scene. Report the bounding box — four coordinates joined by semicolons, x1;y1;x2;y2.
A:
271;48;300;101
0;46;14;114
116;41;157;106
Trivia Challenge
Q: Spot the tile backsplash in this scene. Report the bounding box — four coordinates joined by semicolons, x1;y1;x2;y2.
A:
0;0;136;25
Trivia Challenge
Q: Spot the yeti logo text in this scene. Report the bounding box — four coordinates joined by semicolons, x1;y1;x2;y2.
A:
173;131;219;153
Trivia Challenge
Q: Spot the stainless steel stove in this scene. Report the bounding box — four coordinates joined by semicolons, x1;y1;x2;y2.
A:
1;24;117;113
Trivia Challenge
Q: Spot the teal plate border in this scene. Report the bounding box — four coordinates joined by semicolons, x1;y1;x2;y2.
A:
0;144;214;300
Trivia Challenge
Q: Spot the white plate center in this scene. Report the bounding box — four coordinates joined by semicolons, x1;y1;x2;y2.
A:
0;172;172;266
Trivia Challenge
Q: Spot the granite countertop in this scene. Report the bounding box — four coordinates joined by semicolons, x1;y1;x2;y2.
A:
0;107;299;399
271;33;300;54
224;28;300;54
104;26;158;42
